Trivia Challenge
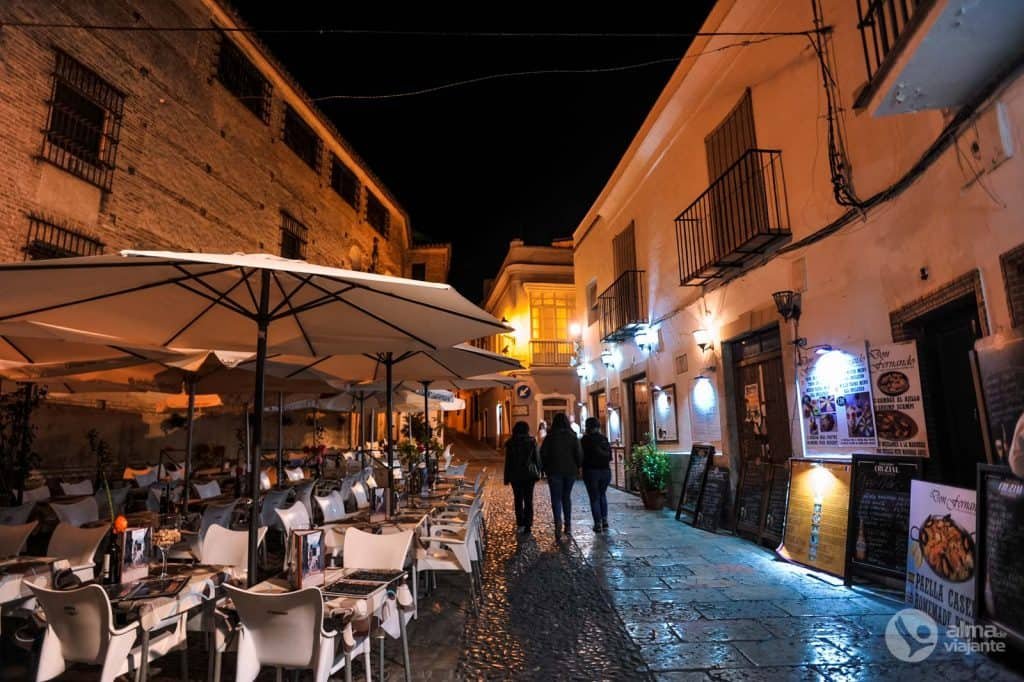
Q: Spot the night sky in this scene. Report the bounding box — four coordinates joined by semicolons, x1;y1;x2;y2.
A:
235;4;716;301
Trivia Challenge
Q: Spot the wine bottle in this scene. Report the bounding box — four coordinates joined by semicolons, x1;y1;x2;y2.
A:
103;532;122;584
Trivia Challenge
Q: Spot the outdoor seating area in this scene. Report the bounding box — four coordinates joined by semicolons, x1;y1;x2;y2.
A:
0;250;514;680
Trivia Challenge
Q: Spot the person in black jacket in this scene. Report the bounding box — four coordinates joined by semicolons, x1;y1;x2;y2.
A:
581;417;612;532
504;420;541;534
540;413;583;541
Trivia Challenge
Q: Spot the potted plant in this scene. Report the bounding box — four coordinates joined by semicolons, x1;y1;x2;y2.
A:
630;439;671;510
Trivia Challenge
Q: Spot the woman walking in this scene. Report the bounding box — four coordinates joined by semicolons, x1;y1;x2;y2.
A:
581;417;612;532
504;421;541;534
540;413;583;541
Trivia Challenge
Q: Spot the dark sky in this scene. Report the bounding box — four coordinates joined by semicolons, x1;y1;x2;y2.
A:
234;4;716;301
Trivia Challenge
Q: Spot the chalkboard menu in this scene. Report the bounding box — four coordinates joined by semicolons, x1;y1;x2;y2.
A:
695;466;730;533
676;445;713;520
734;460;768;537
977;465;1024;651
845;454;922;586
763;464;790;544
974;329;1024;465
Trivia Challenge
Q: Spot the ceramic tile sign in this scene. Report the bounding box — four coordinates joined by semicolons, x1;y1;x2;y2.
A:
868;341;929;458
800;344;877;454
906;480;976;628
689;376;722;443
779;459;852;577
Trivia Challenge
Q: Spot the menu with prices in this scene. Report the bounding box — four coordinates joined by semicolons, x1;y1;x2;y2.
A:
906;480;976;628
974;329;1024;464
846;455;922;585
735;459;767;536
978;466;1024;649
780;459;852;577
676;445;712;520
800;344;877;454
695;466;730;533
868;342;928;458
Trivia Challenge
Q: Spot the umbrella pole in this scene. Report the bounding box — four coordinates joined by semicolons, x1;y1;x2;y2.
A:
183;376;197;513
358;394;366;469
277;392;284;488
385;353;394;516
248;270;271;586
421;380;431;442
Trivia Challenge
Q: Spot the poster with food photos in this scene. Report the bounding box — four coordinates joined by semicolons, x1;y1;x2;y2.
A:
868;341;928;458
800;344;877;454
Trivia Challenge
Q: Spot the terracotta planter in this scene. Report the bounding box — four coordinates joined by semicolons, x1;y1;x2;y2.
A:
640;489;666;510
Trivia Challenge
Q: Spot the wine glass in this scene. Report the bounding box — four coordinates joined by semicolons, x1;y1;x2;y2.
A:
153;515;181;578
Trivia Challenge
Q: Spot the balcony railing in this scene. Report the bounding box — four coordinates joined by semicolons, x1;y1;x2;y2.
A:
675;149;789;287
856;0;926;85
530;340;574;367
599;270;647;342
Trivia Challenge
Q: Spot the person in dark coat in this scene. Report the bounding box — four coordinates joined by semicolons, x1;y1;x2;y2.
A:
504;420;541;534
581;417;612;531
540;413;583;540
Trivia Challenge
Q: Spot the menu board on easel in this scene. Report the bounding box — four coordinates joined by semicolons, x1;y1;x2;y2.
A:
973;329;1024;464
977;465;1024;651
763;464;790;545
675;445;713;520
845;454;922;587
695;466;730;533
734;459;768;537
779;459;852;577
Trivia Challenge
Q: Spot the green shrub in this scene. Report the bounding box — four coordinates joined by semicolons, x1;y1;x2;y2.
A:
630;440;670;491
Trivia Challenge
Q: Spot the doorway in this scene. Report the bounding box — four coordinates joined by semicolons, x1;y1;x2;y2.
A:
541;397;569;429
626;375;651;445
904;295;986;488
591;389;608;437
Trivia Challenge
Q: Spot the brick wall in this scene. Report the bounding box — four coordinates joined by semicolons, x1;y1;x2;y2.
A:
0;0;413;276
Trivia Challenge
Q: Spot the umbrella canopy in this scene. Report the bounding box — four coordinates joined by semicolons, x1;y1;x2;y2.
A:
0;251;509;584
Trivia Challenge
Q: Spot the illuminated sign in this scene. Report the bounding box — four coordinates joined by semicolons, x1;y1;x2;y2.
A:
779;459;852;577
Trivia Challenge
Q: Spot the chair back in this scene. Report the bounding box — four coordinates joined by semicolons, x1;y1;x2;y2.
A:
22;485;52;503
51;497;99;527
162;463;184;481
293;479;316;520
259;470;273;492
201;525;266;574
0;521;37;557
95;487;131;520
284;467;305;482
223;584;321;669
0;501;36;525
274;501;311;536
198;499;238;542
193;480;221;500
350;481;369;510
446;463;467;477
29;583;115;665
60;480;94;496
343;527;413;570
135;468;159;488
442;444;453;468
259;489;291;528
314;490;347;523
47;523;109;571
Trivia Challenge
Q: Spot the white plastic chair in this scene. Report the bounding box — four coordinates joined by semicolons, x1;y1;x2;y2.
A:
0;521;37;557
284;466;305;482
199;524;267;581
351;481;370;510
46;523;109;581
259;489;291;529
50;496;99;527
274;501;311;536
315;489;349;524
21;485;51;503
0;501;36;525
293;479;316;521
94;487;130;520
193;479;222;500
29;582;187;682
441;444;454;470
145;483;183;513
60;479;94;496
224;583;370;682
259;470;273;492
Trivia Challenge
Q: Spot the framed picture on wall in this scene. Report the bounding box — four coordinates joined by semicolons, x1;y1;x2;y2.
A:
653;384;679;443
512;404;529;417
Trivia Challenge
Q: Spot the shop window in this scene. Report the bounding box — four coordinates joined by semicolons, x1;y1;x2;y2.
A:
280;211;308;260
215;35;272;123
282;104;322;171
586;279;598;325
530;289;574;341
330;155;360;208
42;50;125;191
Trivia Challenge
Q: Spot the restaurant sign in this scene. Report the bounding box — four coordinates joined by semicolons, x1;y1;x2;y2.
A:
868;341;928;458
800;344;877;455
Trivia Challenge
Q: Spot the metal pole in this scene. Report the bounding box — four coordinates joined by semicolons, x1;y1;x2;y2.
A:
358;393;366;469
247;270;271;586
385;353;394;516
277;391;285;487
183;375;197;512
421;380;431;442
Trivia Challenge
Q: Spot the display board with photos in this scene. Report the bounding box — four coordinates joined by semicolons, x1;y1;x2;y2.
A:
694;466;730;533
906;480;976;628
799;344;877;454
676;444;713;520
779;459;852;577
977;465;1024;650
292;529;326;589
868;342;928;458
734;459;769;538
845;454;922;586
653;384;679;443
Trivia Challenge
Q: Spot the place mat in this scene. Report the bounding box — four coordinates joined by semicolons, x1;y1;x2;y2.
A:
322;580;383;598
344;569;404;583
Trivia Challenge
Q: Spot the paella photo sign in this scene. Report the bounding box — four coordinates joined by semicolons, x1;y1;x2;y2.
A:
869;341;928;458
906;480;977;628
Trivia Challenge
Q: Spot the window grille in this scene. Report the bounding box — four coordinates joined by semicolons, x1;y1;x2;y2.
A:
280;212;308;260
330;156;360;208
41;50;124;191
365;192;390;238
23;215;105;260
216;34;272;123
282;104;322;171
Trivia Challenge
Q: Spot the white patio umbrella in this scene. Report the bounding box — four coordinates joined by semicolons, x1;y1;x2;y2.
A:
0;251;509;583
